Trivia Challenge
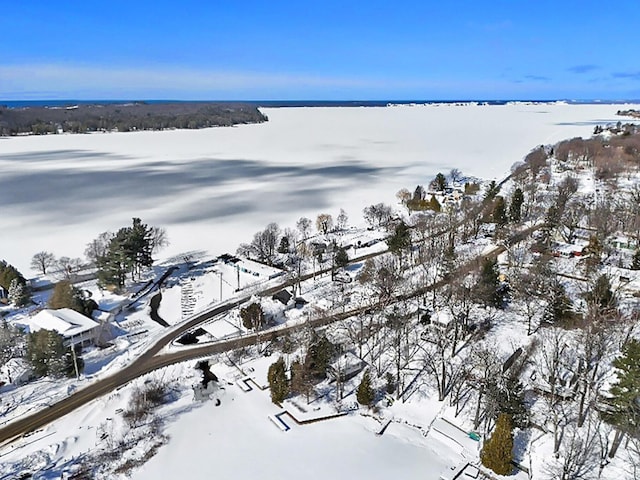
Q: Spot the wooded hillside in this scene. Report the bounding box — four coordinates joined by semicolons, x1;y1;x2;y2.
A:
0;102;267;135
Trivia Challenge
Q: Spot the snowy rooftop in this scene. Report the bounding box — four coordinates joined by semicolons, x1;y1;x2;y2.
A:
29;308;99;338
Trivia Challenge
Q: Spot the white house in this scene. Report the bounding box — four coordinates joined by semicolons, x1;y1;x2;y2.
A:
29;308;100;347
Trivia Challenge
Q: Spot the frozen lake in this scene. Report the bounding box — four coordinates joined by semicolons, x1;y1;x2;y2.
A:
1;103;637;274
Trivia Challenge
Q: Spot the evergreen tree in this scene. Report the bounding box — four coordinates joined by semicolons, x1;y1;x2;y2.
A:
606;339;640;438
480;413;514;475
543;280;573;325
304;332;336;380
432;172;447;191
96;218;155;289
240;302;264;330
582;235;603;273
509;188;524;222
96;229;132;290
277;236;290;254
267;357;289;404
492;196;508;227
484;180;501;201
429;195;442;212
8;278;30;307
27;329;79;378
128;217;154;278
387;221;412;258
334;246;349;269
356;369;375;407
290;359;307;395
497;377;528;429
0;260;26;292
474;258;502;308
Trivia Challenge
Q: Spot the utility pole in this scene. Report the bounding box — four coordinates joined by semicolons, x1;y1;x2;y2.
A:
71;343;80;379
216;272;223;302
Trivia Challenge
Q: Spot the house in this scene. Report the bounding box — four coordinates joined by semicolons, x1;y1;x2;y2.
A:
272;289;292;305
29;308;101;348
327;352;365;382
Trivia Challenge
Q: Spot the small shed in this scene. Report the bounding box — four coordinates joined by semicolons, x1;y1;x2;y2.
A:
327;352;365;382
272;289;292;305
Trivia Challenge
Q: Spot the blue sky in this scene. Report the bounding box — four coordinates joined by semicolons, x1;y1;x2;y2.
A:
2;0;639;100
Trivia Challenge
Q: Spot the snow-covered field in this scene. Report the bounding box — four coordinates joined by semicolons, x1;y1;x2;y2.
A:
2;103;638;275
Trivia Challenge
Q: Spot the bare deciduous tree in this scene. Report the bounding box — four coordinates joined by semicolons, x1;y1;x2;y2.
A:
30;251;56;275
296;216;312;240
150;226;170;254
316;213;334;235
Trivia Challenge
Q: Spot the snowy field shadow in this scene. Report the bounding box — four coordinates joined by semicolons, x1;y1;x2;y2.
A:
0;151;389;224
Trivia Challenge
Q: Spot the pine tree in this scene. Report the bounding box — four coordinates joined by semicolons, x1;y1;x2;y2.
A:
475;258;502;308
290;359;306;394
433;172;447;191
8;278;30;307
27;329;71;378
278;236;290;254
0;260;26;292
429;195;441;212
334;246;349;269
543;280;573;325
304;332;336;380
267;357;289;404
498;377;528;429
356;369;375;407
387;221;412;258
481;413;514;475
606;339;640;438
96;218;155;289
492;196;508;227
484;180;501;201
509;188;524;222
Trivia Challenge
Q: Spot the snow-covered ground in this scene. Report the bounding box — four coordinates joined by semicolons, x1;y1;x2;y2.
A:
2;103;638;275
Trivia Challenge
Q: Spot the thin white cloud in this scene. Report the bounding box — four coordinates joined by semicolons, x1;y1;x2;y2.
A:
0;63;635;100
0;63;411;98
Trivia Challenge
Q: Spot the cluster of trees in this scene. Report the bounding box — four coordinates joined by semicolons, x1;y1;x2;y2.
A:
240;303;265;330
0;103;267;136
238;210;350;266
26;219;168;295
555;132;640;180
267;332;337;404
92;218;165;290
0;260;30;307
49;280;97;317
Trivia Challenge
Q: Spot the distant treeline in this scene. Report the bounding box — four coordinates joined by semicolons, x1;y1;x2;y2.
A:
617;109;640;119
0;102;267;135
